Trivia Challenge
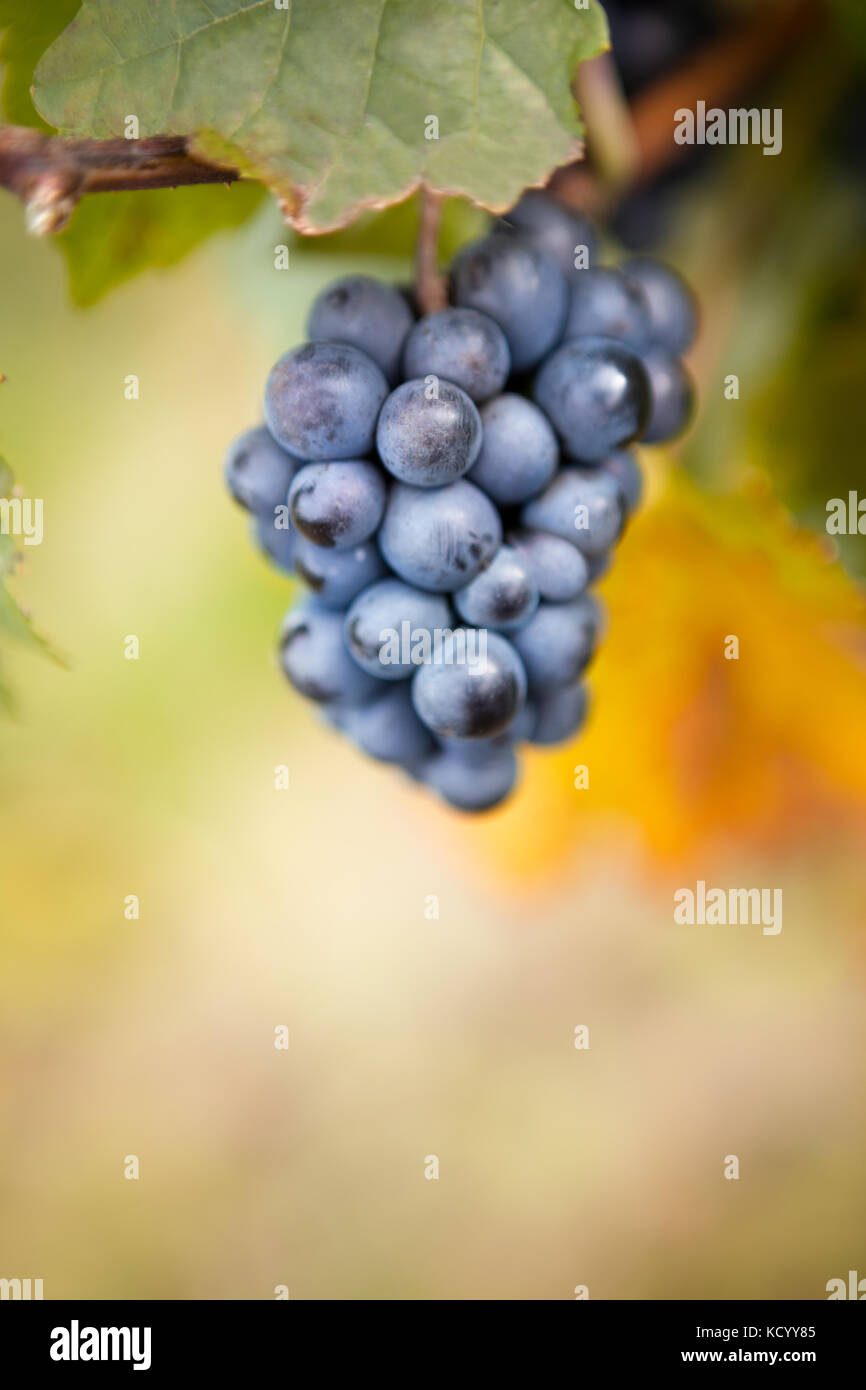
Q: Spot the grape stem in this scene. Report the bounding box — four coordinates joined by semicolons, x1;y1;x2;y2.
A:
0;126;240;234
414;187;447;315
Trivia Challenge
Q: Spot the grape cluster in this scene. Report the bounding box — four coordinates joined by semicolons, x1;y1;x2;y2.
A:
224;192;697;812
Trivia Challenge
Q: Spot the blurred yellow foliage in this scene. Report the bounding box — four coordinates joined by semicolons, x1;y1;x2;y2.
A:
465;461;866;876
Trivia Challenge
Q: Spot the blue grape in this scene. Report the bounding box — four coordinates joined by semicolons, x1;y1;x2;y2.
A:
564;267;651;348
453;545;539;632
530;680;589;746
511;530;589;601
401;308;510;403
450;235;568;371
502;699;537;745
341;683;435;764
307;275;413;384
436;709;536;751
597;448;643;513
585;550;613;585
288;460;386;549
264;342;388;460
510;596;600;692
252;511;297;573
379;479;502;592
235;209;699;813
640;350;695;443
293;536;386;608
376;378;482;487
497;190;600;277
344;578;452;681
422;741;519;812
521;466;624;557
412;630;527;741
622;256;697;354
466;394;558;506
279;601;382;704
533;336;651;461
224;425;301;516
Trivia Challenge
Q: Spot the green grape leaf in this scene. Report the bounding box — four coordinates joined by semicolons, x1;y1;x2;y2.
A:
677;55;866;584
748;234;866;579
0;0;81;129
56;179;265;306
831;0;866;59
0;457;63;716
32;0;609;235
0;1;263;303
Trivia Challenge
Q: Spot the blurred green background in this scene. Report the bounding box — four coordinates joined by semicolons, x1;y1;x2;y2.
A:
1;0;865;1300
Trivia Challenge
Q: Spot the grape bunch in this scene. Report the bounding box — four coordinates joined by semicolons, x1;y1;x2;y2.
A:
224;192;697;812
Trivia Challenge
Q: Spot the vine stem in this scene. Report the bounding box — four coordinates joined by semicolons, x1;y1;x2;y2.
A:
414;186;447;315
0;127;239;233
